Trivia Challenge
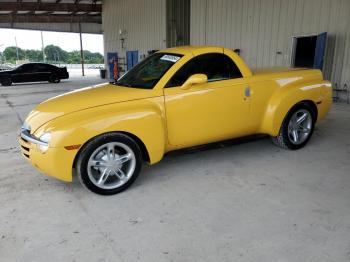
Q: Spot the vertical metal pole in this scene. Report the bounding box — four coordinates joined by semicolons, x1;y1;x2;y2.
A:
79;22;85;76
204;0;208;45
0;44;3;65
41;31;46;62
15;37;19;61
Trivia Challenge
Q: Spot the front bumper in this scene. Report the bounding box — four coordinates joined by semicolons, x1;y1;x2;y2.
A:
20;129;48;147
316;87;333;122
19;131;76;182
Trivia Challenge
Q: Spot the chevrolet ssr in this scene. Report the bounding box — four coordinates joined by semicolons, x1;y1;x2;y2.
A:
19;46;332;195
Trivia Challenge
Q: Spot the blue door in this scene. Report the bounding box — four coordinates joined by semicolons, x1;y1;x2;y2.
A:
132;51;138;68
126;51;139;71
313;32;327;70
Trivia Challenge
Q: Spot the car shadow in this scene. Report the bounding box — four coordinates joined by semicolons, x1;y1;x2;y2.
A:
68;135;271;193
132;135;273;189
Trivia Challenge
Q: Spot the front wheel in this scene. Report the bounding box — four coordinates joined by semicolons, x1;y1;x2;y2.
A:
1;78;12;86
271;102;316;150
76;133;142;195
49;74;61;83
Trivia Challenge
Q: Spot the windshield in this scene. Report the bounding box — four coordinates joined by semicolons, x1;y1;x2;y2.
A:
116;53;183;89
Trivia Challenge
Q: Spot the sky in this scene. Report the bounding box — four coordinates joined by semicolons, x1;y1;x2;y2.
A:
0;28;104;54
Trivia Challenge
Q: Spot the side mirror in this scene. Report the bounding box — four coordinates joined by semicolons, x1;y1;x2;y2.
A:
181;74;207;90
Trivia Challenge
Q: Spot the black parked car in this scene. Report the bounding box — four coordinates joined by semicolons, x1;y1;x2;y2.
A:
0;63;69;86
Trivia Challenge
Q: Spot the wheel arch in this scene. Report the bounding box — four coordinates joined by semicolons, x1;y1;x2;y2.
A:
118;131;150;163
282;100;318;126
302;100;318;121
260;97;319;137
73;131;151;168
259;77;330;136
270;100;318;150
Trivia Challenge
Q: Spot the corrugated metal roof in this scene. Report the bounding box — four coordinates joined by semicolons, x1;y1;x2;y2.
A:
0;0;102;33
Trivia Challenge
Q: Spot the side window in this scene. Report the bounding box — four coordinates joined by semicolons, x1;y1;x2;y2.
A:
196;53;242;81
166;59;199;87
33;65;39;72
166;53;242;88
21;64;35;72
36;64;48;72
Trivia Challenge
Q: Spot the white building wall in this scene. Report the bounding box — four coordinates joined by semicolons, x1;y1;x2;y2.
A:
190;0;350;87
102;0;167;76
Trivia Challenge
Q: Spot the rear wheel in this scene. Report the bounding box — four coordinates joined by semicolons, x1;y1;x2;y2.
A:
271;102;316;150
49;74;60;83
76;133;142;195
1;78;12;86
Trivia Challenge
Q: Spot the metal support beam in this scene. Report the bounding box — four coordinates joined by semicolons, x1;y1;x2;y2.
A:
41;31;45;63
0;2;101;13
79;22;85;77
14;37;19;60
0;14;101;23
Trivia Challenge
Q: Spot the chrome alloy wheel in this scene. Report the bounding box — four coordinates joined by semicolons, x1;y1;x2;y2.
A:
287;109;312;145
87;142;136;190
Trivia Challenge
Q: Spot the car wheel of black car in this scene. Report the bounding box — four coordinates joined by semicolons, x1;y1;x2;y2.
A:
76;132;143;195
49;74;61;83
1;78;12;86
271;102;316;150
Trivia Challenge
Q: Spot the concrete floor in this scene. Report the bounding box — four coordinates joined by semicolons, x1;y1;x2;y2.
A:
0;77;349;262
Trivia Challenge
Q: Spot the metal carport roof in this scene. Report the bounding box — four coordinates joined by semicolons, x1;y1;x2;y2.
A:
0;0;102;33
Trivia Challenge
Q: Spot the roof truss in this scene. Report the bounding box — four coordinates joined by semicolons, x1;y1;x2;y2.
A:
0;2;101;13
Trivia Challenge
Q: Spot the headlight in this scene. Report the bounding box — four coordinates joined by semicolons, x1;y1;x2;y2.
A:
21;121;31;131
38;132;51;153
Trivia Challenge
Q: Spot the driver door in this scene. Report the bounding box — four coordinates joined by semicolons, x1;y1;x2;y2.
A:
34;64;51;81
163;53;251;148
12;64;35;83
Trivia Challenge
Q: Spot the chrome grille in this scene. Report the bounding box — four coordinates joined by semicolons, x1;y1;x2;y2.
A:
19;124;32;158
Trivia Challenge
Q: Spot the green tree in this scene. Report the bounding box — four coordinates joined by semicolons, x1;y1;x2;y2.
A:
67;50;81;64
26;49;43;62
44;45;68;63
3;46;25;62
2;45;104;64
83;51;104;64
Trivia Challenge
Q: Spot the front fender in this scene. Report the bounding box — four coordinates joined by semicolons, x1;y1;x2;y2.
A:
35;97;167;165
259;79;332;136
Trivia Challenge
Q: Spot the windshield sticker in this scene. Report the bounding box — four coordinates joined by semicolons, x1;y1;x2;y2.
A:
160;55;181;63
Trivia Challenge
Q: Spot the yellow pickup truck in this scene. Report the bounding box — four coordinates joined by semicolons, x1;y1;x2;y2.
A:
19;46;332;195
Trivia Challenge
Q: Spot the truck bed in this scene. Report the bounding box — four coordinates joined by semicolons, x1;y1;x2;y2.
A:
251;67;323;82
252;66;308;75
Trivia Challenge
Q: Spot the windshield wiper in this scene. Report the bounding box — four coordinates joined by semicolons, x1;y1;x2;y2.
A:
115;81;143;88
114;82;132;87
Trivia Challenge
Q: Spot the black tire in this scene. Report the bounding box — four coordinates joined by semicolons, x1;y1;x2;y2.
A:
1;78;12;86
76;132;142;195
49;74;60;83
271;102;316;150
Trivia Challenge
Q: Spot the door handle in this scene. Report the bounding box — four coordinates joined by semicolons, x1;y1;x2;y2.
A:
244;86;251;97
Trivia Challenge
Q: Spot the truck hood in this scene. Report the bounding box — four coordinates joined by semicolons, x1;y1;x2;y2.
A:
25;83;157;132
